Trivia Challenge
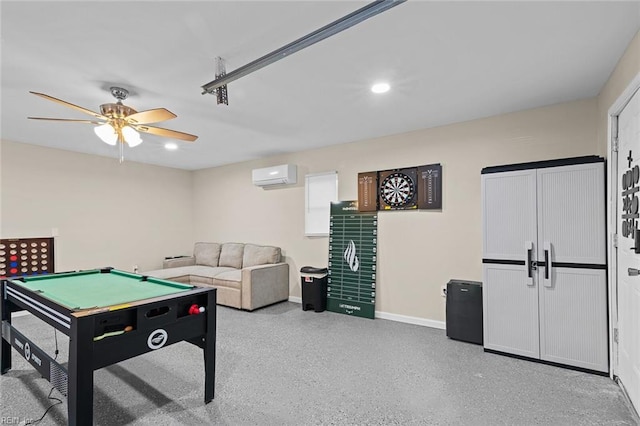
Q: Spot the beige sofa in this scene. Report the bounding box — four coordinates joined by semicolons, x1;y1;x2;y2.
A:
144;242;289;311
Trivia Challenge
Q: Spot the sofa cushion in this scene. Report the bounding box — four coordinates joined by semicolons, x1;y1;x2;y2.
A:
243;244;281;267
194;242;221;267
219;243;245;269
212;269;242;290
215;269;241;282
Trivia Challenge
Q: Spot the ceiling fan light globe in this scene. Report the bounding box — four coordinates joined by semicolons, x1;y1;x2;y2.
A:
122;126;143;147
94;123;117;145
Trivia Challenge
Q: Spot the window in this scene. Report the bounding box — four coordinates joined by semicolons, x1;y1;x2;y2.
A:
305;172;338;236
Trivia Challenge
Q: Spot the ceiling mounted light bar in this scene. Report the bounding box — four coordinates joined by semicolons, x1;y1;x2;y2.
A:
201;0;407;95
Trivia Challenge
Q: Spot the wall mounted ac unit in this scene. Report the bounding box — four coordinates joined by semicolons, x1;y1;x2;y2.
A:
252;164;297;187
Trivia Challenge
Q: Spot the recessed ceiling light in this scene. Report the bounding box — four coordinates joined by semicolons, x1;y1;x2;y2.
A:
371;82;390;94
165;142;178;151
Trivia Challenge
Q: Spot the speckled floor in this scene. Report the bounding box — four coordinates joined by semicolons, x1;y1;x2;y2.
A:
1;302;638;425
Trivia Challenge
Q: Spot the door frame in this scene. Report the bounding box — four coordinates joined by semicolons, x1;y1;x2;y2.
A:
607;71;640;379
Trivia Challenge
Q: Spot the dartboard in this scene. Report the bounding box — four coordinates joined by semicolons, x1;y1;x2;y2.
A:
379;171;416;208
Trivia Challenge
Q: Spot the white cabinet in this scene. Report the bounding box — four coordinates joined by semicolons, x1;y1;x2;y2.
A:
481;157;608;373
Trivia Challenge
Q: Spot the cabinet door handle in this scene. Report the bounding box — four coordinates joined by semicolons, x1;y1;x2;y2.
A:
525;241;534;286
543;241;552;287
628;268;640;276
544;249;549;280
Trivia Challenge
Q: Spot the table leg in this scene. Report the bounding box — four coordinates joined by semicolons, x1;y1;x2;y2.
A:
0;281;11;374
68;316;94;425
204;290;217;403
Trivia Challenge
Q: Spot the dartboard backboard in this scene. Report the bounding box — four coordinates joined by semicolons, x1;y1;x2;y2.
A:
0;237;55;278
357;171;378;212
358;164;443;212
417;164;442;210
378;168;418;210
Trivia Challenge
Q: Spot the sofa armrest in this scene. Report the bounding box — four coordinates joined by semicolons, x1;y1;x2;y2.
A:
241;263;290;311
163;256;195;269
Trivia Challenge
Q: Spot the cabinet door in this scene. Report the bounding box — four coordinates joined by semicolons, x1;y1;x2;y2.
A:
539;268;608;372
482;169;539;358
483;264;540;358
536;162;606;265
537;162;608;372
482;169;538;261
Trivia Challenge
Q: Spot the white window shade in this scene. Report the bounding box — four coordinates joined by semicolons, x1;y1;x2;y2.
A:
305;172;338;236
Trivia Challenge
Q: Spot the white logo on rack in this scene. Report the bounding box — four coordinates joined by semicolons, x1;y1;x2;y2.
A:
344;240;359;272
147;329;168;350
24;342;31;361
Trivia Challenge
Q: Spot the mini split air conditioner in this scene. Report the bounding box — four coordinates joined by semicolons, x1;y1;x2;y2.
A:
252;164;297;187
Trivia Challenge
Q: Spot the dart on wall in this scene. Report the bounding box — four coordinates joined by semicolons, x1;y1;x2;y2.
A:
358;163;442;212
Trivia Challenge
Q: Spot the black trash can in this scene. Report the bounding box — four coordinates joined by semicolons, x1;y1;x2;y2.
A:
300;266;328;312
445;279;483;345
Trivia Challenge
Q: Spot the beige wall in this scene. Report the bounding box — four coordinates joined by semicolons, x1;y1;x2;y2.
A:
0;141;194;272
193;98;599;321
598;30;640;154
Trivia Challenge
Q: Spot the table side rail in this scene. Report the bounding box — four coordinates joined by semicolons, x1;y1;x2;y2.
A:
3;279;73;334
92;313;209;370
22;268;101;282
1;320;68;396
86;288;216;369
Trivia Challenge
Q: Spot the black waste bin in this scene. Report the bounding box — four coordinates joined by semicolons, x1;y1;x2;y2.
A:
300;266;328;312
445;279;483;345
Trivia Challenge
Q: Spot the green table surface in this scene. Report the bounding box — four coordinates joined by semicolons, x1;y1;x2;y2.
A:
14;269;193;310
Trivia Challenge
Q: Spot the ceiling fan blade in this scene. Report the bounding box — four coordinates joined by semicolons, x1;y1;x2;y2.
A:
30;91;107;120
28;117;104;125
132;124;198;142
125;108;176;125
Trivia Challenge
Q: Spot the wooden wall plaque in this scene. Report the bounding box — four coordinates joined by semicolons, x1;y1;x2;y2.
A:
357;171;378;212
417;163;442;210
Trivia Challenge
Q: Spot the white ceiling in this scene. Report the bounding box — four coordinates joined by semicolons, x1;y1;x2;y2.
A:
1;1;639;170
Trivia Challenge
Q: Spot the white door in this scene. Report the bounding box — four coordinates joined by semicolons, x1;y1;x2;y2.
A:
537;163;608;372
617;87;640;410
482;170;539;357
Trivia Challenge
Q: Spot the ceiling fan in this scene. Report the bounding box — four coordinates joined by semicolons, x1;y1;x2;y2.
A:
28;87;198;160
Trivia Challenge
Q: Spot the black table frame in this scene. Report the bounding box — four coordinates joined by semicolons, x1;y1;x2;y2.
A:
1;268;217;425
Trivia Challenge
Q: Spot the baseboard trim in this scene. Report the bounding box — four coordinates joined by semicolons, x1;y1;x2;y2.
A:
288;297;445;330
375;311;446;330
